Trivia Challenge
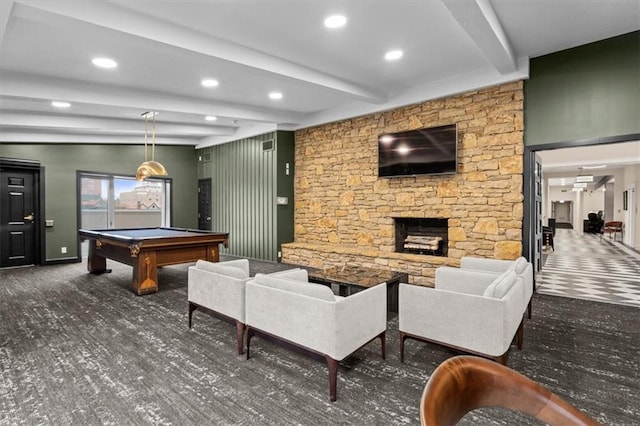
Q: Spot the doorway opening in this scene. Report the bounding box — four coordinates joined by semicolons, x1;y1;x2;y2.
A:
551;201;573;229
525;138;640;307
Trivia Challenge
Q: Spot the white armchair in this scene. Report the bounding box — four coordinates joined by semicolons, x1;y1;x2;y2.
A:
461;256;534;319
245;271;387;401
399;268;523;365
188;259;303;355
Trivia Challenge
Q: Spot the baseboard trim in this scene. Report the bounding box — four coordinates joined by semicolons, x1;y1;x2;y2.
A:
43;257;82;265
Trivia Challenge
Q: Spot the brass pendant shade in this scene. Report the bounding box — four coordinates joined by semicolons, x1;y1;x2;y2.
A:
135;160;168;181
136;111;168;181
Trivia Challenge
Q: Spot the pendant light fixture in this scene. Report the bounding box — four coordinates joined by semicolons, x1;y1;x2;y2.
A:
136;111;168;181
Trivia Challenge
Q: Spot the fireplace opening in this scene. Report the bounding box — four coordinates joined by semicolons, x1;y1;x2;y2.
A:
394;218;448;256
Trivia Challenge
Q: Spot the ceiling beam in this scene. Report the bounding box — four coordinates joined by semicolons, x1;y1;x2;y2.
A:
15;1;387;104
196;123;280;148
0;0;14;46
441;0;517;74
0;111;236;136
0;70;304;125
0;130;198;145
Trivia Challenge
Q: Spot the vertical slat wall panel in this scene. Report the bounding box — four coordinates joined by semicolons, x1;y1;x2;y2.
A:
197;133;278;261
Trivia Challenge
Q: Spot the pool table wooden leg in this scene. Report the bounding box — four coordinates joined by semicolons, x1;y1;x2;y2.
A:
133;252;158;295
86;240;107;273
206;244;220;263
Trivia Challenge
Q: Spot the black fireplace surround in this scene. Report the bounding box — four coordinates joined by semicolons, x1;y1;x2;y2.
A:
394;218;448;256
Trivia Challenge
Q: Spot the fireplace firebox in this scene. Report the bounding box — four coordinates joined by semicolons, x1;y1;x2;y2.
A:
394;218;448;256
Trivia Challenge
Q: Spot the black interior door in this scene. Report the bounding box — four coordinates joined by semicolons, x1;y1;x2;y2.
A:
0;168;38;267
198;178;212;230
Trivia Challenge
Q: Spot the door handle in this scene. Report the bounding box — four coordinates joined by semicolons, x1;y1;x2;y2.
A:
23;213;34;221
206;217;212;221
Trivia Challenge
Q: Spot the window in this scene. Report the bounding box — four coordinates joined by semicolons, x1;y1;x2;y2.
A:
78;172;171;255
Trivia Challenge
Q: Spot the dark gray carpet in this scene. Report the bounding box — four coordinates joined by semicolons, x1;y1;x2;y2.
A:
1;257;638;425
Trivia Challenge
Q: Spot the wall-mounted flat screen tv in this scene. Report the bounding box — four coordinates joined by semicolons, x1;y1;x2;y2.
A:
378;124;458;178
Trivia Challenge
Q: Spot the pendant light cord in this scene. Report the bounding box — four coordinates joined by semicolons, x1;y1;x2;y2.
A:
152;112;156;161
144;114;149;161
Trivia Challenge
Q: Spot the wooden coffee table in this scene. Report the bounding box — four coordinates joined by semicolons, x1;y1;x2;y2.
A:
307;266;408;313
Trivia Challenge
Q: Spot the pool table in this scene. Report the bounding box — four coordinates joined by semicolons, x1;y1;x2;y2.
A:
79;227;229;295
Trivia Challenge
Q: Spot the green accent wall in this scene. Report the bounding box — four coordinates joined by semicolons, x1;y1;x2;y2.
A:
0;144;198;261
524;31;640;146
197;131;294;261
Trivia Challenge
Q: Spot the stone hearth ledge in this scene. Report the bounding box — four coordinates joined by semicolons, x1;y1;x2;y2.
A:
281;242;460;286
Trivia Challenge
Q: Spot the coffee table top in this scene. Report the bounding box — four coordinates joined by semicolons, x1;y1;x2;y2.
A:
307;266;407;288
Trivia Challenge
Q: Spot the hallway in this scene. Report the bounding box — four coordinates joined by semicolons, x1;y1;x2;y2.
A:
537;228;640;307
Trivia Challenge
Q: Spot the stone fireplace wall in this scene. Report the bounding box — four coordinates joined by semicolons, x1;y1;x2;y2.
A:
282;82;524;286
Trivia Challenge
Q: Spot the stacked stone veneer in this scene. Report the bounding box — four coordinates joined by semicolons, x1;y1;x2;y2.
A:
282;82;524;286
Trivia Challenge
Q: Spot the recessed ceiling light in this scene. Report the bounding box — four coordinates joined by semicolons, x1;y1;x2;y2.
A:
385;49;403;61
269;92;283;100
581;164;607;170
205;115;217;121
201;79;219;88
51;101;71;108
324;14;347;29
92;57;117;68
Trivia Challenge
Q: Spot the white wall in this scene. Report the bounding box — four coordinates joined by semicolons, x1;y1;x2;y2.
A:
621;164;640;249
582;188;605;217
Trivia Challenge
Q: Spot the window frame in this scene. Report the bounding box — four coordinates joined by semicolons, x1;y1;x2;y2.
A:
76;171;173;259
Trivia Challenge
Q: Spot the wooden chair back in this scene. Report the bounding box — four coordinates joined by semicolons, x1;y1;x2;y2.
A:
604;221;623;231
420;356;600;426
602;221;623;241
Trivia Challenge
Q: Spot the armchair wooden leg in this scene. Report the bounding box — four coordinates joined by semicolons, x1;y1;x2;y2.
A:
235;321;245;355
495;353;508;365
380;331;386;360
326;357;339;402
517;319;524;350
246;327;254;360
188;302;197;329
528;299;532;319
400;331;406;363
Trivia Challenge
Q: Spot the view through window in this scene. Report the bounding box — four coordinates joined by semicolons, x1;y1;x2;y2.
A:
79;173;171;255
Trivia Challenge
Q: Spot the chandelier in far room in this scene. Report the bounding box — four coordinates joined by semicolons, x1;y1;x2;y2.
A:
136;111;168;181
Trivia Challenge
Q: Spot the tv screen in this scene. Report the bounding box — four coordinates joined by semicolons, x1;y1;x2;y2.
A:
378;124;458;177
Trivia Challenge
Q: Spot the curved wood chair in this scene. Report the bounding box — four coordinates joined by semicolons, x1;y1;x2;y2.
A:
601;221;623;241
420;356;600;426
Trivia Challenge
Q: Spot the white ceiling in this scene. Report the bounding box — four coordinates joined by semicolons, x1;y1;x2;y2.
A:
1;0;639;148
539;140;640;187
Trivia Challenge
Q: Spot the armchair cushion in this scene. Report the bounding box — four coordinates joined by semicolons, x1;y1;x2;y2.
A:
265;268;309;281
460;256;534;318
513;257;528;274
253;273;335;301
482;271;516;299
436;267;502;296
194;259;249;279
